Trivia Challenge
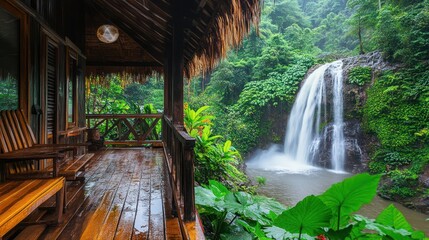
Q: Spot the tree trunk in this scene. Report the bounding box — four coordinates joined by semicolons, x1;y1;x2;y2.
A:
358;18;364;55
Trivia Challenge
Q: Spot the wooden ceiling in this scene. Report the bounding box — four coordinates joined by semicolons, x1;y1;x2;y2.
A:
85;0;261;77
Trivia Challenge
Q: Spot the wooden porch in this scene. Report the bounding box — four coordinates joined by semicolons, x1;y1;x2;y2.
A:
4;147;203;240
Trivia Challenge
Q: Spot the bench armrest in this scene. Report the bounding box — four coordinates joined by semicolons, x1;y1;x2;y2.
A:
0;153;64;160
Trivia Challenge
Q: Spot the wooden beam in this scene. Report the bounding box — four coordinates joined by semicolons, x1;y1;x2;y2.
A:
87;0;165;65
164;43;172;118
171;0;185;125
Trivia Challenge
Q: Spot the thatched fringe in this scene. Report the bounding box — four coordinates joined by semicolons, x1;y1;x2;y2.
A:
185;0;261;78
85;66;163;88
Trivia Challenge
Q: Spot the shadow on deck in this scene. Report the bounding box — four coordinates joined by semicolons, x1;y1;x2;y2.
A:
5;148;186;240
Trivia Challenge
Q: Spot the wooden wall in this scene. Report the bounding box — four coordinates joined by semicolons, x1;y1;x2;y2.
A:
2;0;87;145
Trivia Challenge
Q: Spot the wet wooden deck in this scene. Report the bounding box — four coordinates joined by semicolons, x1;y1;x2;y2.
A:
5;148;182;240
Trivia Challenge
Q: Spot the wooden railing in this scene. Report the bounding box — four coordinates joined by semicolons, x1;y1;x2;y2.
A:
163;116;195;222
86;114;162;146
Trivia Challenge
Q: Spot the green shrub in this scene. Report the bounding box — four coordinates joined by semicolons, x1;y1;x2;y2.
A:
380;169;419;199
184;105;249;190
348;66;372;86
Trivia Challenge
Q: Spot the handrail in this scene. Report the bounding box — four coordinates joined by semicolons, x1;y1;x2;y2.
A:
85;113;162;146
86;114;162;119
163;115;196;222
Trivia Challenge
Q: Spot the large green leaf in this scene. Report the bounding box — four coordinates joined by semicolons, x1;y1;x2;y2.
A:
208;180;230;198
237;221;271;240
195;186;220;211
376;204;413;232
353;214;414;240
253;195;287;216
274;195;332;236
319;173;381;229
264;226;314;240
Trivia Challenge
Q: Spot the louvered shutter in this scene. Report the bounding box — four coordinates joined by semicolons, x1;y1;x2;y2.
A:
46;41;57;136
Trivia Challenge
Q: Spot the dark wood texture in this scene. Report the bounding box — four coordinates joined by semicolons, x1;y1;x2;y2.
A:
86;114;162;146
83;0;260;77
0;110;91;182
163;117;195;223
31;148;183;240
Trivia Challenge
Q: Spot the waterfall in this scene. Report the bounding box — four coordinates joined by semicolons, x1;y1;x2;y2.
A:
284;60;345;171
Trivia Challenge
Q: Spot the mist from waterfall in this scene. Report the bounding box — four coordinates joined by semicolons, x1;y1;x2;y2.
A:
247;60;346;173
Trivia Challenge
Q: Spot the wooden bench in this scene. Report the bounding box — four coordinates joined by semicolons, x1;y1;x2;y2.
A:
0;110;78;156
0;177;65;239
0;110;93;181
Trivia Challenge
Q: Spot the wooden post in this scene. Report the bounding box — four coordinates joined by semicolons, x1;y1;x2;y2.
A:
164;44;172;119
172;0;184;125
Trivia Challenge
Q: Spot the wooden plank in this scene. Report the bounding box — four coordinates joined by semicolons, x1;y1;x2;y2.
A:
0;180;42;208
14;225;47;240
132;153;152;240
17;109;37;145
86;114;162;119
14;110;34;147
39;149;172;240
114;150;146;240
1;111;20;151
0;121;11;153
0;178;64;237
80;151;134;240
148;155;165;239
41;151;110;240
7;111;29;149
122;118;140;139
97;151;138;240
140;118;160;142
59;153;94;179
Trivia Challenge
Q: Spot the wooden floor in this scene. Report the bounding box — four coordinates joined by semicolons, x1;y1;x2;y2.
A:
6;148;182;240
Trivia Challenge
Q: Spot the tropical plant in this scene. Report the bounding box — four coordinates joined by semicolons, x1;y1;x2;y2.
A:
196;174;428;240
185;105;249;189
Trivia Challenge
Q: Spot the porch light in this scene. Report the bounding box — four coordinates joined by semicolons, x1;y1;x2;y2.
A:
96;24;119;43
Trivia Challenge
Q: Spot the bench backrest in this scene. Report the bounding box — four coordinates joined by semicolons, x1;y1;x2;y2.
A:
0;110;37;153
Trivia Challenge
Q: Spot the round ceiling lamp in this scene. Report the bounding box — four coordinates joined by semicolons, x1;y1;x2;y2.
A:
96;24;119;43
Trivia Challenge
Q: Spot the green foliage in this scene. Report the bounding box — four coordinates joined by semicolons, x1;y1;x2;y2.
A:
184;105;214;133
256;176;266;186
347;0;379;54
274;195;332;237
348;66;372;86
87;75;164;114
380;169;419;199
363;66;429;199
376;204;413;232
319;173;381;230
195;180;286;240
235;59;313;116
196;174;428;240
363;71;429;148
0;75;18;110
268;0;311;32
185;106;249;189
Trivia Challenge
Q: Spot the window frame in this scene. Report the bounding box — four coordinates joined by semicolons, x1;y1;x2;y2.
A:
0;1;29;116
65;48;78;129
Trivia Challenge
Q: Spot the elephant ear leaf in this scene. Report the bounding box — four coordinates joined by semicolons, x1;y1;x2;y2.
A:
319;173;381;230
376;204;413;232
274;195;332;237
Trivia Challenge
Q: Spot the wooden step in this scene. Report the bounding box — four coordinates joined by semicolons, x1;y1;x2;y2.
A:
59;153;94;180
14;225;47;240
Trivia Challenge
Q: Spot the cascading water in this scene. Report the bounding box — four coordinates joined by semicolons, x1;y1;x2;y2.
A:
247;60;348;173
283;60;345;171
